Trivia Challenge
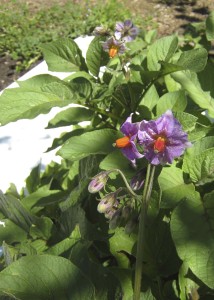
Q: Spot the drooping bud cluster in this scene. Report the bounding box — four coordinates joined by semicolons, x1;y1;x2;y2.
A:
94;20;139;58
88;169;138;233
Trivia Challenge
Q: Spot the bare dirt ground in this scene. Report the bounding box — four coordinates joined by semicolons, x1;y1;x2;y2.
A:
1;0;214;90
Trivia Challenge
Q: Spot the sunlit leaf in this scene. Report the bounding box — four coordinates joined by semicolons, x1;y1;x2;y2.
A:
0;255;94;299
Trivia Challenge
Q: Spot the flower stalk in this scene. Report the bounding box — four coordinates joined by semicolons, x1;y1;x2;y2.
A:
133;164;156;300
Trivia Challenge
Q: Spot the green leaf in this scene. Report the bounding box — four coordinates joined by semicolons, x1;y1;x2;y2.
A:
109;227;137;268
206;11;214;41
100;151;135;178
47;107;93;128
158;164;196;208
176;48;207;72
0;192;34;232
183;136;214;173
40;38;87;72
0;219;27;244
69;77;92;100
174;111;198;132
156;90;187;115
58;129;120;161
86;36;109;77
46;225;81;256
0;88;72;125
0;255;94;300
147;35;178;71
171;71;214;118
178;262;199;300
171;194;214;289
187;148;214;185
140;84;159;110
22;186;66;211
109;268;133;300
18;74;63;90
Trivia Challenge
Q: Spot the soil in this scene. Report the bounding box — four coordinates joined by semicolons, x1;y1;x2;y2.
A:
1;0;214;91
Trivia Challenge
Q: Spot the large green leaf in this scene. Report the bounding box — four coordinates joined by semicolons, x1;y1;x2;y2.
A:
0;88;72;126
40;38;87;72
0;255;94;300
58;129;120;161
176;48;207;73
206;11;214;41
171;71;214;118
171;193;214;289
147;35;178;71
18;74;64;90
47;106;93;128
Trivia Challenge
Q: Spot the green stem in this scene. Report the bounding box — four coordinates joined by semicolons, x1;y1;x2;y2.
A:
113;168;138;198
133;164;156;300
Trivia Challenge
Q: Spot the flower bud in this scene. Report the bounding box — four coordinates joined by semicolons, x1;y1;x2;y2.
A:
125;214;138;234
121;205;132;221
109;209;122;230
130;169;145;191
88;171;110;193
97;195;117;214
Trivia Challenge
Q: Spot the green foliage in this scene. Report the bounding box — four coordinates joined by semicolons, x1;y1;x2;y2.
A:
0;0;131;72
0;10;214;300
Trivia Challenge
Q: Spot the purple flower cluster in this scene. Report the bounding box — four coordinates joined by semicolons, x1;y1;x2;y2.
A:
94;20;139;58
115;110;191;165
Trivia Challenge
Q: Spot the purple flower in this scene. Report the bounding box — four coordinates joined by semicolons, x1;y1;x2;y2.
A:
115;20;139;42
115;114;143;163
102;37;126;58
138;110;191;165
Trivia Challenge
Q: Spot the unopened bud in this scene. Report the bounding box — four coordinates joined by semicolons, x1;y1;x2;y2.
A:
125;215;138;234
97;189;121;213
93;26;111;36
88;171;110;193
109;209;122;230
130;169;145;191
121;205;132;221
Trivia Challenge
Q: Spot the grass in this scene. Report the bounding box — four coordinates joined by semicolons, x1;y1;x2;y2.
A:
0;0;135;72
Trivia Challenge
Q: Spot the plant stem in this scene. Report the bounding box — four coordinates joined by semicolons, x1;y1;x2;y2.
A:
133;164;156;300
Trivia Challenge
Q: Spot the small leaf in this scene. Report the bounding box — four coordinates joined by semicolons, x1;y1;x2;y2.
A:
147;35;178;71
0;219;27;244
206;11;214;41
86;37;109;77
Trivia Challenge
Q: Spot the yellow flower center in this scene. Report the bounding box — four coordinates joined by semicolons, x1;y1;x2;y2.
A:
109;46;118;58
115;136;131;148
154;136;166;153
